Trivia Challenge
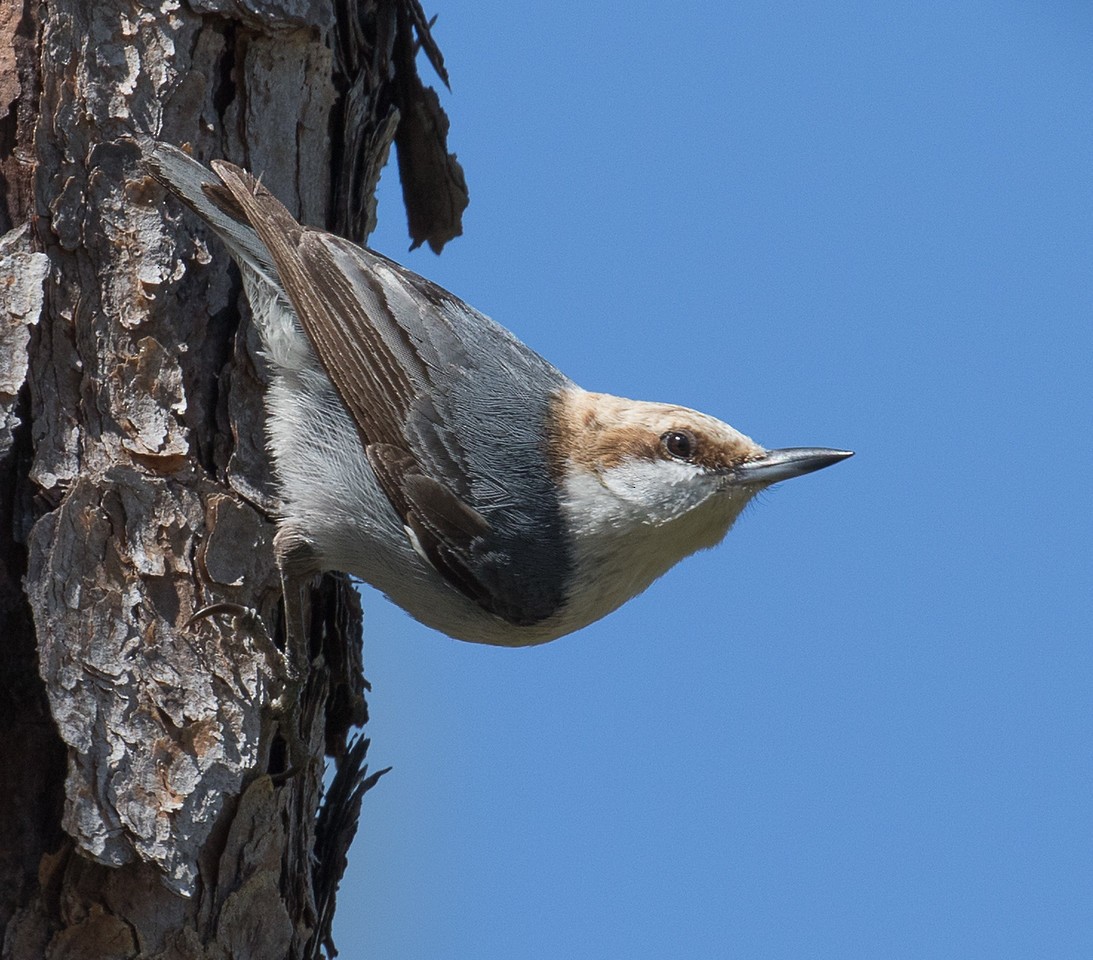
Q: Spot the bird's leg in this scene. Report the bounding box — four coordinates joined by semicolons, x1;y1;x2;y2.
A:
271;527;320;774
274;526;320;678
186;528;319;775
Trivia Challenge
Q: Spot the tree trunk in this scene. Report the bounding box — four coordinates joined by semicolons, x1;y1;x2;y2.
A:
0;1;466;957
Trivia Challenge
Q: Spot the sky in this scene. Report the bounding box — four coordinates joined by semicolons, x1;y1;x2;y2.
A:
332;2;1093;958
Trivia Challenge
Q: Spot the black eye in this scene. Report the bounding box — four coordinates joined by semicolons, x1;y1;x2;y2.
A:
661;430;697;461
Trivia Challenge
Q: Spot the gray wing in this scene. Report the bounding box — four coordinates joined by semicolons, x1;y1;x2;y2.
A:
203;159;575;626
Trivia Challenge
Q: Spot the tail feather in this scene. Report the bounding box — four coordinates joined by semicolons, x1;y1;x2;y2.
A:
141;139;277;282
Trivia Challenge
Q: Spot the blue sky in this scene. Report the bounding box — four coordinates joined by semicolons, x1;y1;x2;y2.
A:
333;2;1092;957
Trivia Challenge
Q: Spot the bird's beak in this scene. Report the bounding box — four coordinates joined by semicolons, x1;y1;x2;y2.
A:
731;447;854;486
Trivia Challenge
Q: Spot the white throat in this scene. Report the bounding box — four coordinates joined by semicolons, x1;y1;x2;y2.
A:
558;459;756;629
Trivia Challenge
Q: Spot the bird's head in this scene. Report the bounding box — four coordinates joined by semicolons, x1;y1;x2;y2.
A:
549;388;851;621
552;389;850;529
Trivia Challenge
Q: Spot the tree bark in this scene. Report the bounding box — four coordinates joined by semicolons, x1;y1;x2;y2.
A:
0;1;466;957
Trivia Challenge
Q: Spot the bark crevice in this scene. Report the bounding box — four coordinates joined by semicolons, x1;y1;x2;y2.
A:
2;1;464;956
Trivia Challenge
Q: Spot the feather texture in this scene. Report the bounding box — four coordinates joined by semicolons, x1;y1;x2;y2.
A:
146;141;575;627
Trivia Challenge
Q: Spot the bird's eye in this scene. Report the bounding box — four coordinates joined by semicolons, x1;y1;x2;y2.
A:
661;430;697;461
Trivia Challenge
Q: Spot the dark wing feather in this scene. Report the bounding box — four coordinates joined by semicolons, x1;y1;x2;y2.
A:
211;162;412;451
209;161;573;625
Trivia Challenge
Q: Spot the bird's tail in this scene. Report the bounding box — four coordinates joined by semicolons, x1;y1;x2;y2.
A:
140;139;277;283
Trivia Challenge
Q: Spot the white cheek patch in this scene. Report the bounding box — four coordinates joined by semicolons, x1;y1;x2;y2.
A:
581;458;718;527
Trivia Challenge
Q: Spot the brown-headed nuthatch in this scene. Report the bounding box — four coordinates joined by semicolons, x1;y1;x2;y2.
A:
145;142;851;647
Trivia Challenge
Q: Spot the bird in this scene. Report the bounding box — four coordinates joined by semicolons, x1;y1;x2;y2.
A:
143;140;852;648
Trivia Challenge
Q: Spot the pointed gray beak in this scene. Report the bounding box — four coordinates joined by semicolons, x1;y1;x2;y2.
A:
732;447;854;486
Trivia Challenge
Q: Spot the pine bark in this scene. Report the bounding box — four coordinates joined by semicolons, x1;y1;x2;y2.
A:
0;1;465;957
